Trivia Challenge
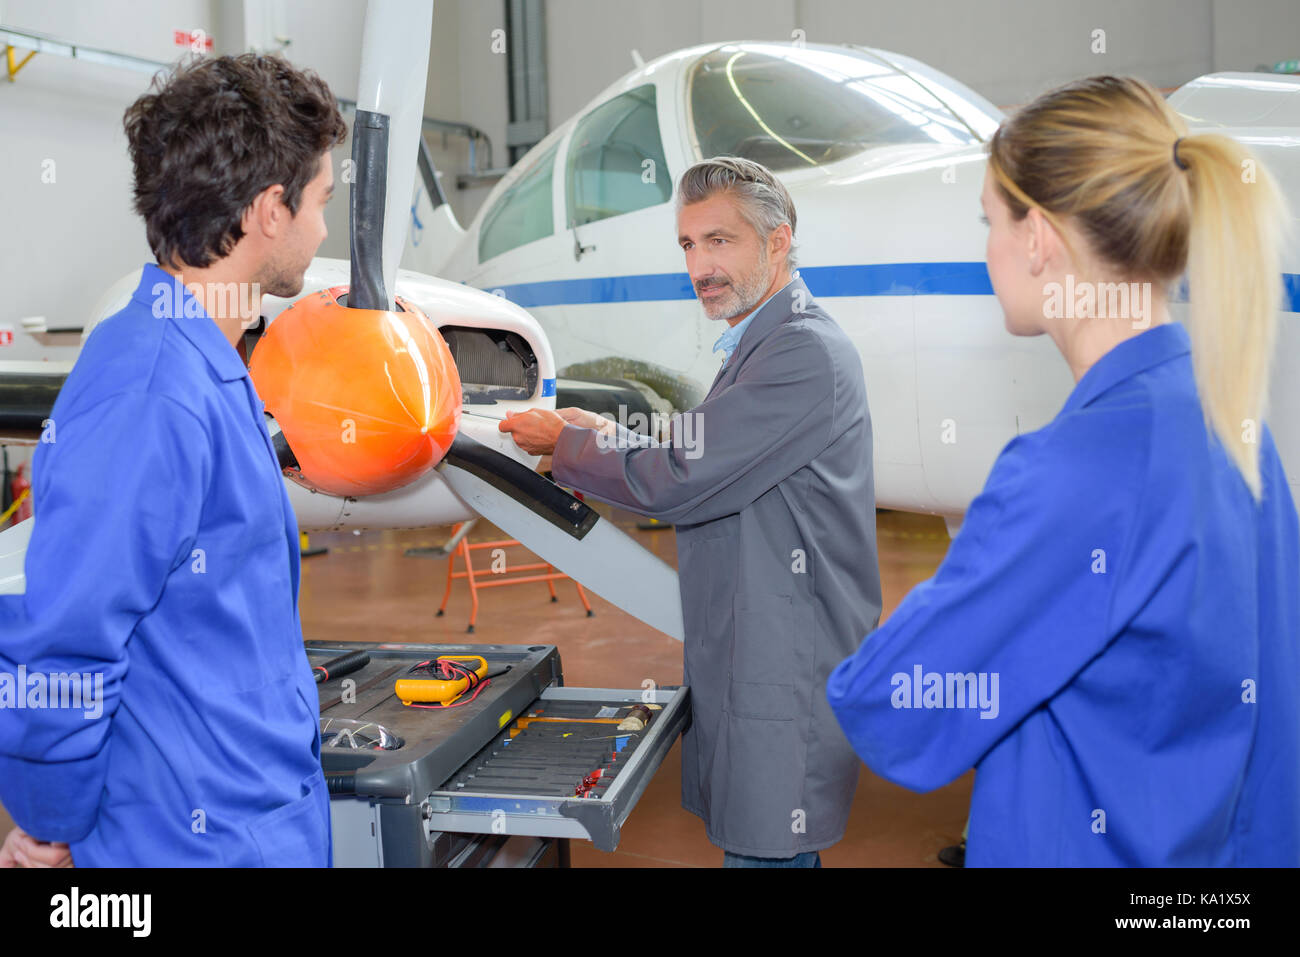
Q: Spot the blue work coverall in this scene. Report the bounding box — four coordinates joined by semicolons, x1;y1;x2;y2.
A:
0;263;331;866
828;321;1300;866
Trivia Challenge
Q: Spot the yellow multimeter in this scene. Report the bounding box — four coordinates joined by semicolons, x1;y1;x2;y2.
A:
395;656;489;706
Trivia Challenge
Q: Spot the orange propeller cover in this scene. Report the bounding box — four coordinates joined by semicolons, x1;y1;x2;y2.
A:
249;286;462;497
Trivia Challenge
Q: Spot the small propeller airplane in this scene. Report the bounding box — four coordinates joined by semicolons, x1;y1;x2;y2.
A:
2;15;1297;639
405;40;1300;521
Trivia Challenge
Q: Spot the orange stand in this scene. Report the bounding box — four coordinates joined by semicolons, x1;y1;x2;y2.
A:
436;522;593;633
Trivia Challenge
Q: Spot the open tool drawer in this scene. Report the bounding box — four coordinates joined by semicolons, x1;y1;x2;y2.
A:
425;685;690;851
309;641;689;862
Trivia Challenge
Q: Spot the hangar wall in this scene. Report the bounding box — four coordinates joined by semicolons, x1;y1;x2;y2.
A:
537;0;1300;124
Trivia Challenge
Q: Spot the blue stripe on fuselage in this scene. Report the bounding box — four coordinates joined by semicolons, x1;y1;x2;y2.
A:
481;263;1300;313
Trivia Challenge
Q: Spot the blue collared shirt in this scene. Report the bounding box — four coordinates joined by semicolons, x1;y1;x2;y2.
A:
0;263;331;866
711;281;792;366
827;321;1300;866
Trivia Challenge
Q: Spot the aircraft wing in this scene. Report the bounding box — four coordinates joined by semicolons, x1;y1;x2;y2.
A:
0;517;31;595
0;362;68;444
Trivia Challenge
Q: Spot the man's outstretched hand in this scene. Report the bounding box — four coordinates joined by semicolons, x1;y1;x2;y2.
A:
0;826;73;867
498;407;611;456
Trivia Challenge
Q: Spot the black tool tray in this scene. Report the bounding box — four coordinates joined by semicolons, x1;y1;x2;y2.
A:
309;640;689;853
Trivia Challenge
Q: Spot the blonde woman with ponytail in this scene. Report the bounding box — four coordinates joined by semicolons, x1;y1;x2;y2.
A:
827;76;1299;866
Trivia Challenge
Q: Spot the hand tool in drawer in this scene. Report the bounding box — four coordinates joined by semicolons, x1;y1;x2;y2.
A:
313;650;371;683
445;722;647;798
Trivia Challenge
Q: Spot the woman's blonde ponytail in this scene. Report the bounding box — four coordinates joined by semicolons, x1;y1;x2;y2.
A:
1179;134;1285;500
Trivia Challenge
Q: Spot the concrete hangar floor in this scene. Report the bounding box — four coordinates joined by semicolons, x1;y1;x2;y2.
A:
294;503;968;868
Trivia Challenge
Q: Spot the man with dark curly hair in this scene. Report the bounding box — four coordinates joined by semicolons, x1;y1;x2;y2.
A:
0;53;347;866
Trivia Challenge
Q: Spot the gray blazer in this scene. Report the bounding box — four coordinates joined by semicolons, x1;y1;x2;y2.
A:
551;275;882;856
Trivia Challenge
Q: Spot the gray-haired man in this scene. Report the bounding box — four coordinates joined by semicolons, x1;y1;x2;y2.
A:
500;156;882;866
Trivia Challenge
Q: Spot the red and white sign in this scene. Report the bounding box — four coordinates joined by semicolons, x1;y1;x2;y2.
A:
174;29;214;52
0;327;14;347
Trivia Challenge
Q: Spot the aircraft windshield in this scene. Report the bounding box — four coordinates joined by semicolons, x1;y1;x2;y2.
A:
689;45;983;170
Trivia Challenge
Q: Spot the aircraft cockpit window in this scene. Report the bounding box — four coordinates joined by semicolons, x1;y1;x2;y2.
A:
689;46;981;170
478;141;559;262
566;85;672;228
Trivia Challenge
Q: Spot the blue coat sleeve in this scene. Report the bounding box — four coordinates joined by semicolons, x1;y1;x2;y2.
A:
551;326;835;525
826;417;1147;792
0;391;210;842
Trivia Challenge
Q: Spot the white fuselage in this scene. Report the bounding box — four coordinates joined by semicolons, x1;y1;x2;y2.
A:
430;45;1300;516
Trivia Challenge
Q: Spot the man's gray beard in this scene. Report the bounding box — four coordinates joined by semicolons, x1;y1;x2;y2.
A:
703;255;770;322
